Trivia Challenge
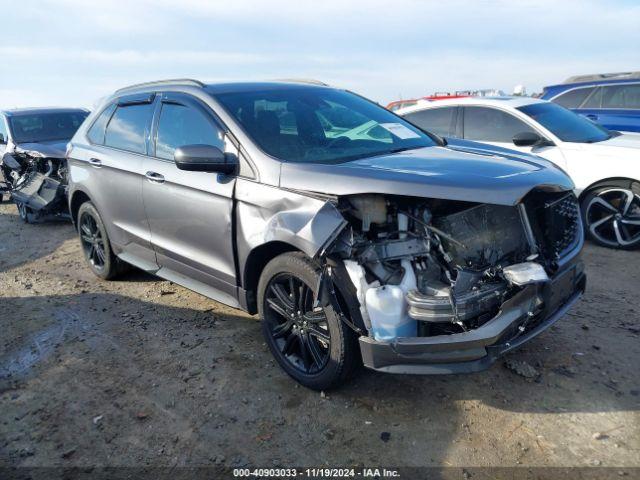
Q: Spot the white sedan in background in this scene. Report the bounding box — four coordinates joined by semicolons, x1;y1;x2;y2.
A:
398;97;640;249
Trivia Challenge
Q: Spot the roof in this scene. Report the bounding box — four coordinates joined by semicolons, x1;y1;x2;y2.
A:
563;71;640;84
1;107;89;117
205;81;332;95
396;96;544;114
111;78;332;97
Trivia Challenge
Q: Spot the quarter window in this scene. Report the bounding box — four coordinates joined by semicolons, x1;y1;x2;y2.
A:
553;87;594;109
404;108;456;137
463;107;534;143
104;103;154;154
601;84;640;109
155;103;224;160
87;104;116;145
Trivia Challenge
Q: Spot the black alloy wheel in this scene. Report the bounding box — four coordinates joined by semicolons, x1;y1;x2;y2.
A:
79;210;107;271
264;272;331;374
258;252;359;390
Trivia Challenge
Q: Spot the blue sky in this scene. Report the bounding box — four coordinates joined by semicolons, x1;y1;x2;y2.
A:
1;0;639;108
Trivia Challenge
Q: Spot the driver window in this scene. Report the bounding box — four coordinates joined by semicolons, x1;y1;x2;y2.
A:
463;106;535;143
155;102;225;160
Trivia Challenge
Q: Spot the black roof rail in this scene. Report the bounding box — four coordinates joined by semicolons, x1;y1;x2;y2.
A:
114;78;205;94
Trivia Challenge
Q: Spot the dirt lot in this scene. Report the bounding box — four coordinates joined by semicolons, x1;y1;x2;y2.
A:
0;201;639;475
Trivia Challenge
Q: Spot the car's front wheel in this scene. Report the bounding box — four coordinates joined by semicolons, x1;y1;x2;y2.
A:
16;201;34;223
257;252;359;390
77;201;126;279
582;183;640;249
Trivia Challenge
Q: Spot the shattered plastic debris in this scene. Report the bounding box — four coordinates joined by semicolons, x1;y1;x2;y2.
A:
504;359;540;379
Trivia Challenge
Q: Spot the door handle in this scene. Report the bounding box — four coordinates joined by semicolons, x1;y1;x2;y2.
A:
88;158;102;168
145;171;165;183
585;114;598;121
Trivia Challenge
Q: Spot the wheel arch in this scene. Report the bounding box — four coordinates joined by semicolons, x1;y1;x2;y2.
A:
578;177;640;203
242;241;302;314
69;189;93;227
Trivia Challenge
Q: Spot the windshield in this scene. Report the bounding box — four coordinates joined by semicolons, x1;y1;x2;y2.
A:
518;102;610;143
215;88;436;163
9;111;88;143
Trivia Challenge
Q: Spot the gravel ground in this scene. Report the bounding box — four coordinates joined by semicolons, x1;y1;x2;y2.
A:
0;201;639;475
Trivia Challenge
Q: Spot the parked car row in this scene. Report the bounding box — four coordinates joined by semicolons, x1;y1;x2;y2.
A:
397;95;640;249
2;78;590;389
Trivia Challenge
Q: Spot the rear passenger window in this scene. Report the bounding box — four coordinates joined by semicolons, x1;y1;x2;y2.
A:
155;103;224;160
463;107;534;143
404;108;455;137
581;87;602;108
602;84;640;109
87;104;116;145
105;103;154;154
553;87;594;108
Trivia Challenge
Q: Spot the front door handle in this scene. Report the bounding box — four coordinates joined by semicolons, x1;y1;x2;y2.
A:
585;114;598;121
145;171;165;184
88;158;102;168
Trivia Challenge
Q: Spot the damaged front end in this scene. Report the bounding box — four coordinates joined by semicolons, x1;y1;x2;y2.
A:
317;190;585;374
0;146;69;223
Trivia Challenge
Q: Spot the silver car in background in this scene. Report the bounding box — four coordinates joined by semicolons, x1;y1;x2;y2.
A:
67;79;585;389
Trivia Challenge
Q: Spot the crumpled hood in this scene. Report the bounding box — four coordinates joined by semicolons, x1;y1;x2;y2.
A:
14;140;68;159
280;142;574;206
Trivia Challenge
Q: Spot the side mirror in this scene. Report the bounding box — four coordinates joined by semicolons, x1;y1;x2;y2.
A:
174;144;238;174
512;131;542;147
512;131;553;147
0;133;5;144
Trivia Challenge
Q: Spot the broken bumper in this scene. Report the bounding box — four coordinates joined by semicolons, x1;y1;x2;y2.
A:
359;259;586;374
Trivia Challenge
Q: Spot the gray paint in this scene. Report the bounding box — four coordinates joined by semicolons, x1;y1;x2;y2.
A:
67;81;575;311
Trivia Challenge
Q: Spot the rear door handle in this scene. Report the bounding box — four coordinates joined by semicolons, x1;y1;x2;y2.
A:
88;158;102;168
585;114;598;121
145;171;165;184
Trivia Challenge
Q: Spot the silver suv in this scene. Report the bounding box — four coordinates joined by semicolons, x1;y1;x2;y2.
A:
68;79;585;389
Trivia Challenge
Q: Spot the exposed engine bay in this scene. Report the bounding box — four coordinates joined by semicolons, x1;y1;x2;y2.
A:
0;147;69;223
321;192;581;341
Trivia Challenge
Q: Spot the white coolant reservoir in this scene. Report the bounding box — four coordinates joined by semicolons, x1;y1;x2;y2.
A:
365;259;417;341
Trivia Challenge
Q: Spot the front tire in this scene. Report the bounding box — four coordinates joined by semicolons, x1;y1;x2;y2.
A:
258;252;359;390
16;201;33;223
582;183;640;249
77;202;125;279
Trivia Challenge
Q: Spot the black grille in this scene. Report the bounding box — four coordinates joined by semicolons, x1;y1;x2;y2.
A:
522;191;582;263
540;193;581;259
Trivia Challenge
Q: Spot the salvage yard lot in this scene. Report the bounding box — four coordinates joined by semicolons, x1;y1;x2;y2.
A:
0;202;639;469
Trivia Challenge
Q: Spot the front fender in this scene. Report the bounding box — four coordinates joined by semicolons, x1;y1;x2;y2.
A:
235;179;347;281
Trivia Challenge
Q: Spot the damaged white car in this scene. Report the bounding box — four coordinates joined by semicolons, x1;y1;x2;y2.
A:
0;107;88;222
67;80;586;389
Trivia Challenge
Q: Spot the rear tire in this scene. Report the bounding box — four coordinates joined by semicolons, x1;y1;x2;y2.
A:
77;202;127;279
258;252;360;390
581;181;640;250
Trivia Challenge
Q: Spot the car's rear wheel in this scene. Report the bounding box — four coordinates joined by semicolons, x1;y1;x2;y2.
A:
258;252;359;390
77;202;125;279
582;183;640;249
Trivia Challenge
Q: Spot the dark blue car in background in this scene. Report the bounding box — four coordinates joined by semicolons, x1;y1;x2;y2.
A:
541;72;640;133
